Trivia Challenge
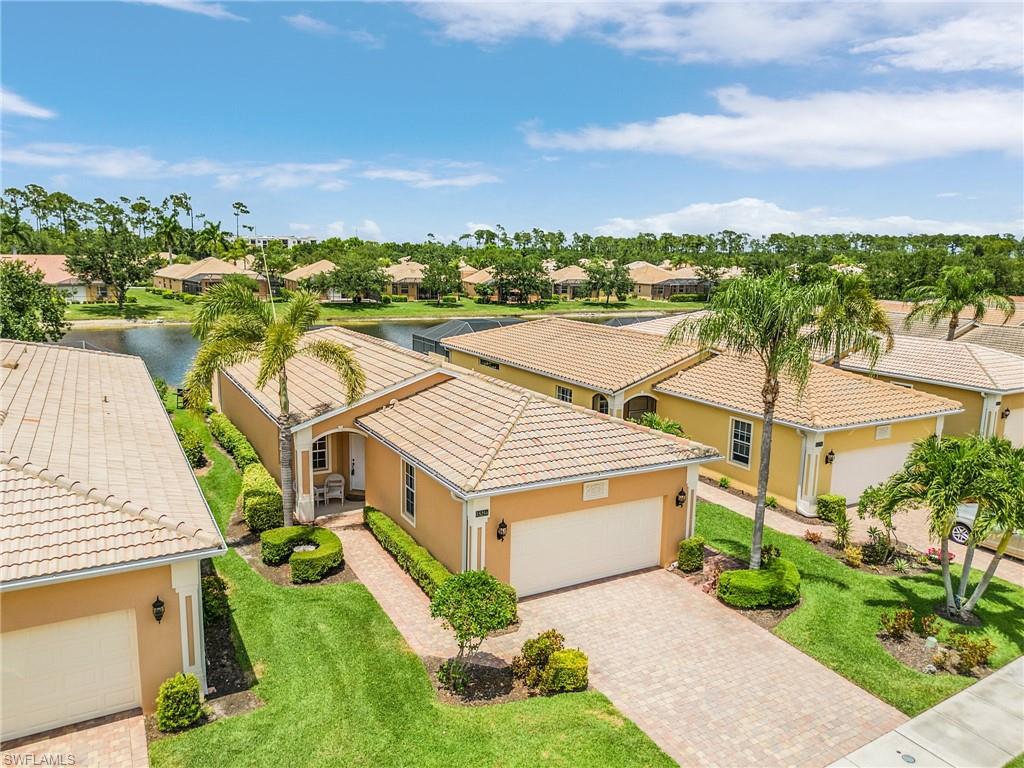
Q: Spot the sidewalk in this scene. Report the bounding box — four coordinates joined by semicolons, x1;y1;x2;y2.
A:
828;659;1024;768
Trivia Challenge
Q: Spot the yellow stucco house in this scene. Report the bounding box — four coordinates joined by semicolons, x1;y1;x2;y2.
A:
214;327;719;598
1;341;226;740
282;259;335;291
152;255;269;297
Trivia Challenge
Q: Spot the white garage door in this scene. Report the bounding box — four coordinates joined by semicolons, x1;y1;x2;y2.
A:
1;610;141;740
1004;409;1023;448
510;498;662;597
829;442;913;505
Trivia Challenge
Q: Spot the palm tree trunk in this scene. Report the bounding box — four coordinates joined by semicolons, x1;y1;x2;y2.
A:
278;368;295;526
940;537;955;613
946;313;959;341
751;382;779;570
962;531;1012;613
832;338;842;368
956;543;976;605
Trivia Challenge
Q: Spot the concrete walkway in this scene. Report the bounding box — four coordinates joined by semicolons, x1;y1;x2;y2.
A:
699;483;1024;587
830;659;1024;768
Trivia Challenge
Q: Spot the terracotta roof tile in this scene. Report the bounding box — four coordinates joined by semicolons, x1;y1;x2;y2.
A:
385;261;426;283
0;254;88;286
549;265;588;283
283;259;335;283
153;256;261;281
958;324;1024;357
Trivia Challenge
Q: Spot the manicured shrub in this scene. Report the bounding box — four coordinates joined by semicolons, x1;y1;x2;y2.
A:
155;673;203;732
175;424;206;468
804;529;822;544
202;574;229;623
668;293;702;302
676;536;705;573
512;629;565;689
718;476;731;488
816;494;846;523
241;463;283;532
260;526;343;583
949;633;996;674
879;607;915;639
208;413;260;469
843;545;864;568
365;507;451;597
539;649;589;694
389;294;408;303
717;558;800;609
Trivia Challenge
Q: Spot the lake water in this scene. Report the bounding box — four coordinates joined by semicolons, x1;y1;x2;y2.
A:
60;315;649;385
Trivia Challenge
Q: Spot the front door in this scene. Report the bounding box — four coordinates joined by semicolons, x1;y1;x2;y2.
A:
349;433;366;491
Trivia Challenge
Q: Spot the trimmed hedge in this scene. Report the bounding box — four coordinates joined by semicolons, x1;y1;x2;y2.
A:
816;494;846;523
202;574;229;624
155;673;203;732
260;525;343;583
242;463;283;532
668;293;703;302
539;649;589;694
677;536;705;573
209;412;259;469
365;506;451;597
717;557;801;609
175;424;206;468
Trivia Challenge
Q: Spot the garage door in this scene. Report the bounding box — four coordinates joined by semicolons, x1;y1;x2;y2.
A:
510;498;662;597
1;610;141;740
829;442;913;505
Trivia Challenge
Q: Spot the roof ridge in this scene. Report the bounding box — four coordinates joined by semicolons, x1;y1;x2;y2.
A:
307;325;432;361
0;451;222;548
464;390;533;492
962;343;1000;389
0;338;142;362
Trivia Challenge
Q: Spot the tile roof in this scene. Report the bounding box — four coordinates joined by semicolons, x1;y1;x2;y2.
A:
549;265;588;283
957;324;1024;357
442;317;700;393
625;311;712;337
0;342;224;586
629;263;675;284
283;259;335;283
222;326;437;422
1;254;86;286
885;312;975;340
462;267;494;284
153;256;260;281
842;336;1024;393
385;261;426;283
655;352;962;431
357;371;718;496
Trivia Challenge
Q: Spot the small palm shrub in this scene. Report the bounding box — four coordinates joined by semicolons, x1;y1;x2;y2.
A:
155;673;203;732
765;496;778;509
676;536;705;573
718;476;731;488
892;557;910;574
833;510;852;549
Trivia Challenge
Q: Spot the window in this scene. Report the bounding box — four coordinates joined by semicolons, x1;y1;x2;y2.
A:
312;436;329;471
402;461;416;524
592;394;609;414
625;395;657;421
556;385;573;403
729;419;753;467
479;358;500;370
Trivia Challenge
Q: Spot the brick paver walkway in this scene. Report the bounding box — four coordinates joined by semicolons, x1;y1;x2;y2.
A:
0;709;148;768
328;512;906;767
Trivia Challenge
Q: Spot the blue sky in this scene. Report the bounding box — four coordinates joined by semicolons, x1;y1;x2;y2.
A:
2;1;1022;241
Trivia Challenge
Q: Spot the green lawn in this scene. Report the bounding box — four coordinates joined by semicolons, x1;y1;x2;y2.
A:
152;410;673;768
696;501;1024;716
65;288;199;321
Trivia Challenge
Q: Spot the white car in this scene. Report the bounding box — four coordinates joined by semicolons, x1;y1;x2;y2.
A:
952;503;1024;559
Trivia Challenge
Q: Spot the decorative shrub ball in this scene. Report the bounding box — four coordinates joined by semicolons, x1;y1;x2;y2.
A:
677;536;706;573
512;629;565;689
539;649;589;694
155;673;203;732
717;558;801;609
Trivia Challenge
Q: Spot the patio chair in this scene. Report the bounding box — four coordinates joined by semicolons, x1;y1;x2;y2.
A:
324;473;346;504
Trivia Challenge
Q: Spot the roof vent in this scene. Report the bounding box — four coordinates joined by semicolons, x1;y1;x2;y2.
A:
1;351;21;369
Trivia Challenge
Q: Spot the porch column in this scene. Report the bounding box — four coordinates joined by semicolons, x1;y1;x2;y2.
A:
796;431;824;517
171;560;207;693
980;393;1001;438
464;497;491;571
684;464;699;539
294;425;315;523
935;414;945;439
609;391;624;419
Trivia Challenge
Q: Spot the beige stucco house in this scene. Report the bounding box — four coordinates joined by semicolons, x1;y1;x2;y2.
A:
1;254;107;303
386;261;433;299
214;327;718;598
282;259;336;292
0;342;225;740
153;256;268;297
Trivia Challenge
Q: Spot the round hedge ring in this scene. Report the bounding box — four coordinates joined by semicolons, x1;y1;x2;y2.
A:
260;526;343;584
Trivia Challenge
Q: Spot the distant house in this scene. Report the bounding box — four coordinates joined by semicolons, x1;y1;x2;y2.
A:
411;317;525;358
386;261;435;300
0;253;106;303
461;267;494;297
152;256;268;297
549;265;590;299
282;259;336;292
243;234;318;249
628;263;675;299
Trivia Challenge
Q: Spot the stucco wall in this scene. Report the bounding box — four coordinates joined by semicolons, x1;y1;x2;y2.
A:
0;565;183;713
818;417;942;493
865;375;978;437
215;371;283;481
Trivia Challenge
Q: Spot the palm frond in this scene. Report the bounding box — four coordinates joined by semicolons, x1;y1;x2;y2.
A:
192;280;271;340
301;339;367;404
183;337;259;411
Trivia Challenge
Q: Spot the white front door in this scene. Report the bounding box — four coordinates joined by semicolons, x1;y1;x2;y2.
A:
829;442;913;504
1;610;142;740
349;433;366;491
510;498;663;597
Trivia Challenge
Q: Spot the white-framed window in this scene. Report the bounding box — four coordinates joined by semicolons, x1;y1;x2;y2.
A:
312;436;329;472
479;358;500;370
402;461;416;525
729;418;753;467
592;394;609;414
556;385;573;403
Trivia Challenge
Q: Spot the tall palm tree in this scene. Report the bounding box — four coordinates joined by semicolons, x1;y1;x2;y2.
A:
196;220;230;259
904;265;1014;340
155;214;183;264
667;271;831;568
183;283;366;524
817;272;893;367
232;201;250;238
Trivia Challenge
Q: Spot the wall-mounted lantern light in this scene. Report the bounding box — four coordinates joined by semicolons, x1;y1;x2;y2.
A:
152;596;166;623
824;450;836;465
1001;408;1011;420
496;519;508;541
675;489;687;507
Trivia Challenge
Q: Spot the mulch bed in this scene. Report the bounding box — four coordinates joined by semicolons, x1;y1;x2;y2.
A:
699;476;826;526
423;656;533;706
878;632;991;679
801;536;938;577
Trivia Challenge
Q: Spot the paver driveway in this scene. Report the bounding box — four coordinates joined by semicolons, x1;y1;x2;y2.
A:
0;709;148;768
332;515;906;768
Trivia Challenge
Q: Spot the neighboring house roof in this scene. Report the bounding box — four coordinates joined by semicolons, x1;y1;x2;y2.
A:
842;336;1024;394
459;264;480;278
886;311;975;340
413;317;525;345
153;256;261;281
356;371;718;497
441;317;699;394
629;263;675;285
603;316;649;327
283;259;335;283
221;326;437;422
0;254;86;286
462;267;494;285
549;265;588;284
655;352;962;431
625;311;711;337
385;261;426;283
0;342;224;588
957;324;1024;357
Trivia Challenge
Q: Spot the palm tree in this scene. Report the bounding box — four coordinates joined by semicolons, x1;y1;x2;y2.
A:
155;214;183;264
904;265;1014;340
183;283;366;524
232;201;250;238
817;272;893;367
667;271;831;568
196;220;230;258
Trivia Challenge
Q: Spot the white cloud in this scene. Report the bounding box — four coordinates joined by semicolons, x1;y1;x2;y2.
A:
215;160;352;190
464;221;496;232
327;221;346;235
361;167;500;188
283;13;337;35
355;219;382;240
1;87;56;119
935;192;961;198
525;86;1022;169
852;7;1023;73
595;197;1023;237
289;222;312;232
130;1;246;22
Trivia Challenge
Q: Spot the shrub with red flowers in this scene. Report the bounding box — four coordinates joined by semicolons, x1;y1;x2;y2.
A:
927;547;955;563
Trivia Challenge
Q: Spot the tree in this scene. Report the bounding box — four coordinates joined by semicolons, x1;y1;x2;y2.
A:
155;212;183;264
232;201;250;238
667;272;831;568
904;265;1014;340
183;284;365;525
490;252;548;304
816;272;893;367
196;220;230;258
0;259;69;341
310;247;388;302
421;252;462;301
